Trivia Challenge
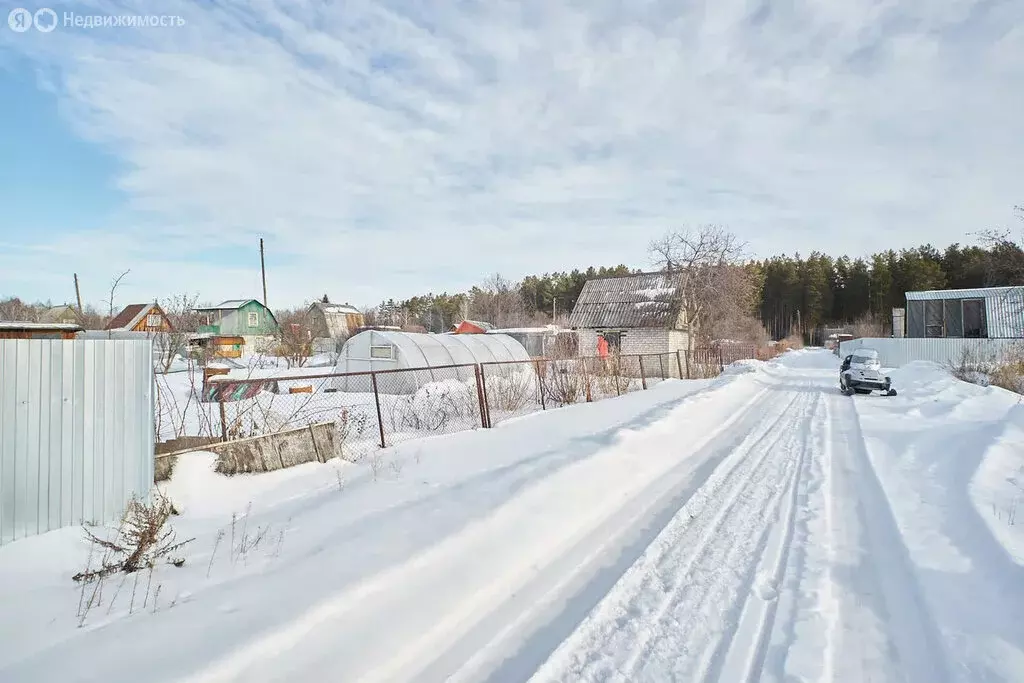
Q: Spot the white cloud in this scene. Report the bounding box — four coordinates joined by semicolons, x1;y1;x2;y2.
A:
2;0;1022;308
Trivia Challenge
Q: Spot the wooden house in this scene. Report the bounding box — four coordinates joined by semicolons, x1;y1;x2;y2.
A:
105;303;173;333
38;304;81;325
306;299;364;339
195;299;279;353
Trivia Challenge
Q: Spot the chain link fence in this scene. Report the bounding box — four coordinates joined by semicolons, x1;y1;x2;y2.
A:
162;345;766;467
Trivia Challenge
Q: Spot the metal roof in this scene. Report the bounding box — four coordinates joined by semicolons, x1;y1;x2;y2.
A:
308;301;361;315
905;286;1024;301
568;271;683;329
196;299;260;311
0;321;83;331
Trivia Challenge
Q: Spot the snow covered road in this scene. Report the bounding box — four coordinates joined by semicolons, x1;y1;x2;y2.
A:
2;349;1022;683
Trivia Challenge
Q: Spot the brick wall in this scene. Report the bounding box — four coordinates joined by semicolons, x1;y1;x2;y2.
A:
574;327;691;356
621;327;669;355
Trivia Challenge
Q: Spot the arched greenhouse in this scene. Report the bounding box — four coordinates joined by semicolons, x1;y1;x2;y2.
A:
330;330;530;394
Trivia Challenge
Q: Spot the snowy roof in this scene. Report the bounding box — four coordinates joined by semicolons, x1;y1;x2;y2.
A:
0;321;83;331
488;325;565;334
309;301;361;315
196;299;261;311
569;272;683;329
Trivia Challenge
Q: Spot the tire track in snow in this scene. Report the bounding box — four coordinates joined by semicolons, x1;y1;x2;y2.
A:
708;391;821;683
176;383;772;683
822;391;954;683
530;382;820;682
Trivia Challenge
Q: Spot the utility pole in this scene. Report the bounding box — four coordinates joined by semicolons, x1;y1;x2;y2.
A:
73;273;83;314
259;238;268;308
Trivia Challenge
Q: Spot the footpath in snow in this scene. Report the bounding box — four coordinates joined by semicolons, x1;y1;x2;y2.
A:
1;349;1022;683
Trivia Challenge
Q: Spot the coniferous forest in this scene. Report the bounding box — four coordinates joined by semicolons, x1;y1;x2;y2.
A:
370;233;1024;342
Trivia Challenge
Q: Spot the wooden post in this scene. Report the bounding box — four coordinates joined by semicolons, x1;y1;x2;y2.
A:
684;349;691;379
581;357;592;402
534;359;546;411
474;365;490;428
614;356;622;396
73;273;83;315
676;350;684;380
639;355;648;390
658;353;666;380
260;238;268;308
371;372;386;448
218;401;228;442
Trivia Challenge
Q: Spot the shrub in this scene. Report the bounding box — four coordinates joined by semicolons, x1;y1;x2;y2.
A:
486;369;538;413
73;491;193;584
390;380;478;432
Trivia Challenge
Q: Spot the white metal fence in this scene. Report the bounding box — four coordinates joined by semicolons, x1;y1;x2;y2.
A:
839;337;1024;368
0;339;154;545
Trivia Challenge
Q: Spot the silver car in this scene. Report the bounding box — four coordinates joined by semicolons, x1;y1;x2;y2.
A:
839;349;897;396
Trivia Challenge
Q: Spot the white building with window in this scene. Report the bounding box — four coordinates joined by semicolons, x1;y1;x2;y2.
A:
330;330;530;394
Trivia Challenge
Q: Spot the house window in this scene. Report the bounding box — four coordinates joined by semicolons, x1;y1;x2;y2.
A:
146;314;160;329
247;312;259;328
370;345;394;360
600;331;622;352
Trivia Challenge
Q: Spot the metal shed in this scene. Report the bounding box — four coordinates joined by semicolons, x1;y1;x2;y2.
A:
905;286;1024;338
330;330;529;394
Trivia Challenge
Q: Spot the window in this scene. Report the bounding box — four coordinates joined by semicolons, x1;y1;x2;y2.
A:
247;312;259;328
601;331;622;351
924;300;944;337
962;299;986;338
146;314;160;328
370;345;394;359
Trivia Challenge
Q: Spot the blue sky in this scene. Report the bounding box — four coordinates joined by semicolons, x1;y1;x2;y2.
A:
1;0;1022;310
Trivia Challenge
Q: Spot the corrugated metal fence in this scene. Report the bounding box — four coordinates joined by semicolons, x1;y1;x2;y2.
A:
0;339;154;545
839;337;1024;368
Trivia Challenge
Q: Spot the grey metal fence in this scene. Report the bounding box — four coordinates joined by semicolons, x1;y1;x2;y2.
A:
0;339;154;545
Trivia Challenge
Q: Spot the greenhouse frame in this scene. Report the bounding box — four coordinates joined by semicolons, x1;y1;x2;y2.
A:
330;330;531;393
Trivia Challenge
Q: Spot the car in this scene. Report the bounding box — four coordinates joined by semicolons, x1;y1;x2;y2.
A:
839;348;897;396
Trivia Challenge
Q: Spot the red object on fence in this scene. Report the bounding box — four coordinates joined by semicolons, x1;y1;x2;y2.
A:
597;336;609;358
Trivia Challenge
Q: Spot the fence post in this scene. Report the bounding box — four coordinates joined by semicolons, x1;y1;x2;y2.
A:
370;372;386;448
581;357;592;402
639;355;648;390
218;401;228;442
719;347;725;372
534;359;547;411
684;349;691;379
676;350;684;380
474;364;490;428
658;354;666;380
614;355;622;396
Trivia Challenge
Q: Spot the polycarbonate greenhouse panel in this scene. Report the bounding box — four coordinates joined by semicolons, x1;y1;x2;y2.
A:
0;339;154;545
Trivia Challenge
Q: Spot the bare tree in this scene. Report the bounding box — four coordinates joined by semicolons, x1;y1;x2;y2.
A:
648;225;752;350
276;309;314;368
0;297;40;322
468;273;530;328
105;269;131;320
156;294;202;373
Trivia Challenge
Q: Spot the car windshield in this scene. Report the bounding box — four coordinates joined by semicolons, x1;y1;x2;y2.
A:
851;354;877;365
